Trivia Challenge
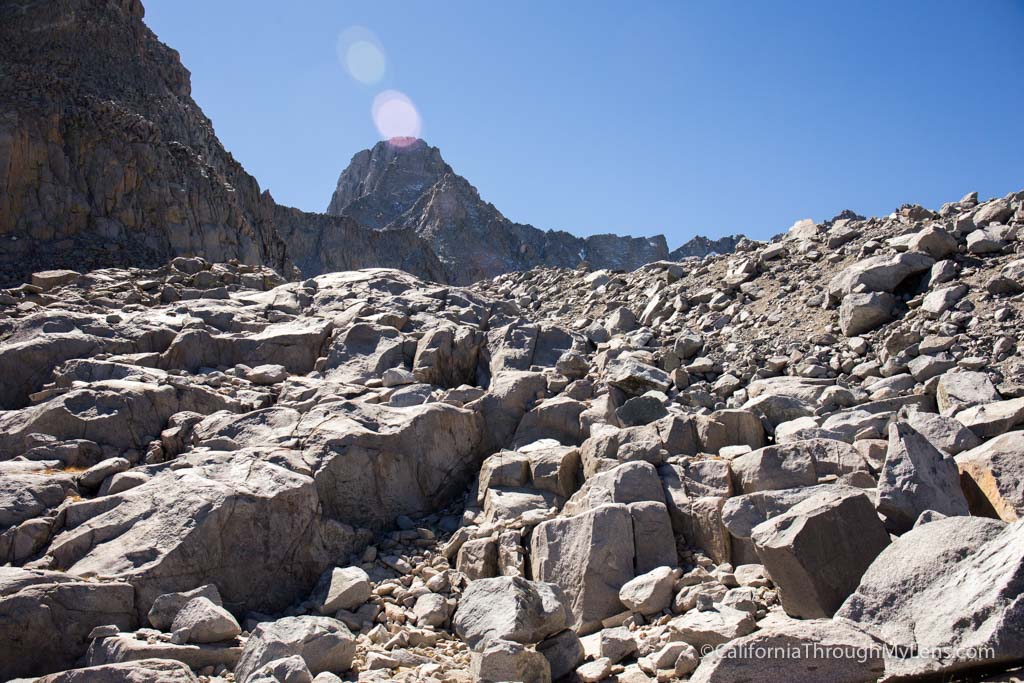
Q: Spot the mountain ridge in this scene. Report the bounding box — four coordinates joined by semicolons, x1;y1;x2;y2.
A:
324;137;748;283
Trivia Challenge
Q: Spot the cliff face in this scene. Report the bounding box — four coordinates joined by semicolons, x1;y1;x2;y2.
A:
273;204;447;282
0;0;290;286
325;139;672;284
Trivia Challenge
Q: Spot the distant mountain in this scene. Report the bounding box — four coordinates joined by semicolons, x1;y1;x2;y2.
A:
325;139;712;284
669;234;745;260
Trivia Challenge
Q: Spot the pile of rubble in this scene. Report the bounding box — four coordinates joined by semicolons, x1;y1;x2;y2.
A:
1;188;1023;683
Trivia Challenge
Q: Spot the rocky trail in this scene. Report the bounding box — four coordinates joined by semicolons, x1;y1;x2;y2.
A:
1;190;1023;682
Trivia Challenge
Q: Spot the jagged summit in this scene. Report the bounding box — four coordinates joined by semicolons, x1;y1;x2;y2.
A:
326;138;448;227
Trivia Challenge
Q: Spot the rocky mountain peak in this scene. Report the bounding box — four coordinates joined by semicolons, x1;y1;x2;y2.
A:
326;139;684;283
326;138;450;226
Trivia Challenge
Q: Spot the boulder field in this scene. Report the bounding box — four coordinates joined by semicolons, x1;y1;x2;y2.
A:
2;188;1024;681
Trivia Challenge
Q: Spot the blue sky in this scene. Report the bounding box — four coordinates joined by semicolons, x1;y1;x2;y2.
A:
145;1;1023;245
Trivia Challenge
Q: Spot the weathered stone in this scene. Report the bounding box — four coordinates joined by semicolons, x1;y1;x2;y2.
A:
454;576;571;649
170;596;241;644
936;370;999;415
828;251;934;302
148;585;223;631
876;422;969;533
470;639;551;683
457;537;499;581
530;504;636;634
0;568;135;679
85;633;242;672
668;606;756;648
36;659;199;683
598;626;637;664
43;453;366;619
618;566;675;615
955;397;1024;439
689;619;885;683
729;444;816;493
536;630;584;681
750;488;890;618
837;516;1022;680
839;292;895;336
956;431;1024;521
413;593;450;628
246;655;313;683
606;359;672;397
316;567;372;614
234;617;356;682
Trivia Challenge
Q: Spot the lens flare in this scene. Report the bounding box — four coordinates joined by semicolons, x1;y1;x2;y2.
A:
372;90;422;142
337;27;386;84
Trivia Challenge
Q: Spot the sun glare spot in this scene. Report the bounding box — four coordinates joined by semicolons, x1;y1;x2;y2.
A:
372;90;422;142
338;27;386;84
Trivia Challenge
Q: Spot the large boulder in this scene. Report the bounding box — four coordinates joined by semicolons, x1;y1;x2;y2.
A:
84;633;242;671
0;568;136;679
234;617;356;683
40;452;366;618
299;401;485;529
903;409;981;456
837;516;1023;680
319;323;407;384
690;620;885;683
729;444;816;493
471;371;548;451
453;576;571;649
936;370;999;415
839;292;895;336
512;396;585;447
159;318;333;374
0;472;70;528
606;358;672;397
36;659;200;683
955;397;1024;439
750;488;890;618
412;324;483;387
659;460;732;563
148;584;223;631
956;431;1024;522
563;461;665;515
314;566;372;614
721;484;846;565
827;251;934;303
530;504;636;634
876;422;969;533
0;380;242;458
618;566;675;615
171;596;242;644
470;639;552;683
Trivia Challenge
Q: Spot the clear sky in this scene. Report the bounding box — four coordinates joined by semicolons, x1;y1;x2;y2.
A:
145;1;1023;245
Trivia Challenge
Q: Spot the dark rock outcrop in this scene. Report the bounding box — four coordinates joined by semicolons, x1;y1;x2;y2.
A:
0;0;289;287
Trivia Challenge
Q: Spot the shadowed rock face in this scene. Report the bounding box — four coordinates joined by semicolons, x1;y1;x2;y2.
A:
272;205;447;283
325;139;675;284
0;0;289;286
